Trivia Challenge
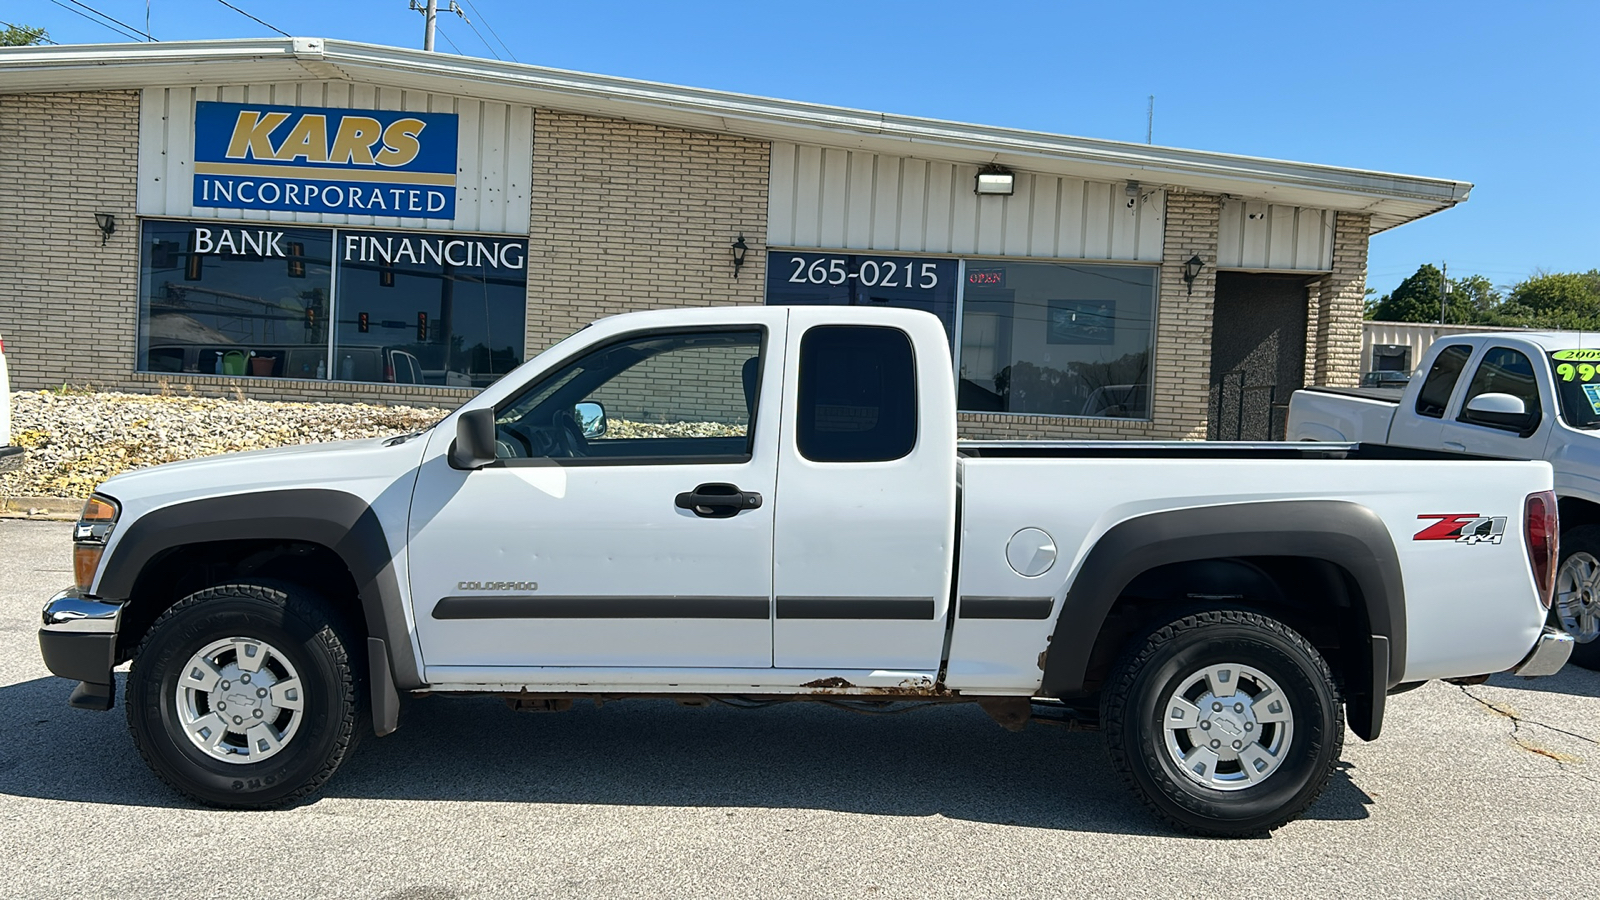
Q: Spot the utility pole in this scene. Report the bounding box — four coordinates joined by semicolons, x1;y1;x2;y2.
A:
423;0;437;51
1146;96;1154;144
1439;261;1451;324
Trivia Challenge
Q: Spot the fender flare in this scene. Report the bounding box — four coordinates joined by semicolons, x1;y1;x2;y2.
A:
1039;500;1405;741
96;489;415;733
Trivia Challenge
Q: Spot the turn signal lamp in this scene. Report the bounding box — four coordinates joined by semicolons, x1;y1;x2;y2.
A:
1524;491;1558;610
73;495;119;592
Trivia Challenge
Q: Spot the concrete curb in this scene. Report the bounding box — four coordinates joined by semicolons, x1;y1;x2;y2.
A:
0;496;83;520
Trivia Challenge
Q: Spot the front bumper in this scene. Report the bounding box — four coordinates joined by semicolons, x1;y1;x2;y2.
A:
1511;626;1574;677
39;588;122;710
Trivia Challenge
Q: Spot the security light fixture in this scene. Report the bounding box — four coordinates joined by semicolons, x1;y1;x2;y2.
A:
1124;180;1141;198
1183;254;1205;295
731;234;749;276
94;213;116;246
974;166;1015;196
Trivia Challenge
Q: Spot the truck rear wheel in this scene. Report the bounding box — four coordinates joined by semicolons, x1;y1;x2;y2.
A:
1101;609;1343;836
126;582;362;808
1554;525;1600;670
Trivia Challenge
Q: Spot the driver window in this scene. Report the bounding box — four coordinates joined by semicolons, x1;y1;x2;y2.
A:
494;329;763;463
1457;346;1541;434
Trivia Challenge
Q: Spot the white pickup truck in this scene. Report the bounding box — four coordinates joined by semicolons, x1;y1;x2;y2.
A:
40;307;1571;836
1288;331;1600;669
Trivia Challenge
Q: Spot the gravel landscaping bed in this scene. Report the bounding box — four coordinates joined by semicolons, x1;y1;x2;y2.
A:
1;390;447;500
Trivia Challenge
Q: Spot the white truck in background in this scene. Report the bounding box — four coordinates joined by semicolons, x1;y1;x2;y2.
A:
38;307;1570;837
1288;331;1600;669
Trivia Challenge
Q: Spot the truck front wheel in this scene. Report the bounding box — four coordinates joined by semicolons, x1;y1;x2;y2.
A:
125;582;363;808
1101;609;1343;836
1554;525;1600;670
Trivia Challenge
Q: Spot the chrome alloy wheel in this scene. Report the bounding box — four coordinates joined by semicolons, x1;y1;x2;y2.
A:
174;637;305;764
1162;663;1294;791
1556;552;1600;644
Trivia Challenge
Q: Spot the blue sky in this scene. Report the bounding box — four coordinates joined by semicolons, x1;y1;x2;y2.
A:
16;0;1598;296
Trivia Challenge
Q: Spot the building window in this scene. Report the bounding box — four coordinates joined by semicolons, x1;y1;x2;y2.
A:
334;229;527;387
138;221;333;379
958;260;1156;419
765;252;958;346
137;220;527;387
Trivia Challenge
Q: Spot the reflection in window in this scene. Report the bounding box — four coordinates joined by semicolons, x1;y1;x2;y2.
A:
138;221;332;379
958;261;1156;419
334;229;527;388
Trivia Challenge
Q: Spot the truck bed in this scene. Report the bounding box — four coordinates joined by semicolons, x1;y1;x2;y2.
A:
958;440;1478;461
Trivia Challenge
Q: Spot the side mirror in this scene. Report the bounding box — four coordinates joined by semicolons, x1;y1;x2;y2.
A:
1462;392;1535;434
575;401;607;438
449;408;498;469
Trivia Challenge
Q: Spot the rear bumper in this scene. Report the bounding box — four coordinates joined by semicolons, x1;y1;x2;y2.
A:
1511;627;1574;677
0;445;21;473
38;588;122;709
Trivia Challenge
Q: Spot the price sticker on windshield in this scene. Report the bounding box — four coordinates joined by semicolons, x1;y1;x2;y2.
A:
1553;348;1600;383
1583;383;1600;415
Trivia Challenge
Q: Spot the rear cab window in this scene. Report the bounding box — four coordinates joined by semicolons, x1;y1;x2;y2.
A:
1414;344;1473;418
796;325;917;462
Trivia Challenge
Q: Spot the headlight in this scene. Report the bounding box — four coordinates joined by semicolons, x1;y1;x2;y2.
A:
73;494;119;592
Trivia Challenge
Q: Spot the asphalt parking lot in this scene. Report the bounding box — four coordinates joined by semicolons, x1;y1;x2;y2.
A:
2;518;1598;899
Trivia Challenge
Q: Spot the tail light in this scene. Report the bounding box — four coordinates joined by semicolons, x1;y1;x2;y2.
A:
1524;490;1558;609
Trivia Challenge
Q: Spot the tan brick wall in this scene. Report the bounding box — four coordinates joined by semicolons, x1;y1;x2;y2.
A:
956;190;1220;441
525;111;769;353
1310;212;1370;388
0;92;141;392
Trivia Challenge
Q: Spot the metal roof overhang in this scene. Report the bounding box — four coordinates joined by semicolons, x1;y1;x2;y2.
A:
0;37;1471;233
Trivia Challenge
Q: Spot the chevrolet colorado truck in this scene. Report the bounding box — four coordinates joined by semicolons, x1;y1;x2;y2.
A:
1288;331;1600;669
40;306;1572;836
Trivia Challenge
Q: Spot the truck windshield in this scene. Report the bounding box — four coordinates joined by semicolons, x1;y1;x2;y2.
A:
1548;351;1600;429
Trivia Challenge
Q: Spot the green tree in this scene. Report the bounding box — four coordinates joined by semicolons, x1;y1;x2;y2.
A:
1481;270;1600;330
1369;264;1448;323
1;24;49;46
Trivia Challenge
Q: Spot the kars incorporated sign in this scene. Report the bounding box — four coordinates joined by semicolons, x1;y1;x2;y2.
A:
192;101;459;219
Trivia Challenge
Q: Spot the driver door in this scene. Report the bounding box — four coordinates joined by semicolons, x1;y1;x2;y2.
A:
408;313;785;673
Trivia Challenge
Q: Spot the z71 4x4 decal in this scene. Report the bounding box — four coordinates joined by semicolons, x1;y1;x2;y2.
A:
1415;513;1508;545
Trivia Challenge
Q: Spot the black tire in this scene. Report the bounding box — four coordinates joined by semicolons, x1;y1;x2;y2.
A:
1554;525;1600;671
1100;609;1343;837
126;582;363;808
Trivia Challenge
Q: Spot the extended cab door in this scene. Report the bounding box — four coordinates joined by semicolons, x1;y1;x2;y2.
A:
770;308;958;671
1388;341;1476;449
407;309;788;672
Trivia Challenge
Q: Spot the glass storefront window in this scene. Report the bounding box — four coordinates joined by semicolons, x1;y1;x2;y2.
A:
765;252;958;346
333;229;527;387
138;221;332;379
137;219;528;387
958;261;1156;419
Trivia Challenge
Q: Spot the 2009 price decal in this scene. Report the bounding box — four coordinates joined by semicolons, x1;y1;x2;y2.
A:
787;256;940;289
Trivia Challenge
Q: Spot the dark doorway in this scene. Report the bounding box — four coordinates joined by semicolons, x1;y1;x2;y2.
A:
1207;272;1311;441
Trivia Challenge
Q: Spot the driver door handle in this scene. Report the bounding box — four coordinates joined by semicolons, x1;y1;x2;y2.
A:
675;483;763;518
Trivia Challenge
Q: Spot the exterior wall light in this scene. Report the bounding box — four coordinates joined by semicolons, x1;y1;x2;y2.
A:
1183;254;1205;295
974;167;1015;196
94;213;116;246
732;234;748;276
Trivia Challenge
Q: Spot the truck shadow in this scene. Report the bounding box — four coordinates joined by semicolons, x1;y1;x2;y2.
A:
0;675;1372;834
1478;663;1600;698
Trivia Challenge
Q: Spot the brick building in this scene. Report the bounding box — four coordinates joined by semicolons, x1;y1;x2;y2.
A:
0;38;1470;440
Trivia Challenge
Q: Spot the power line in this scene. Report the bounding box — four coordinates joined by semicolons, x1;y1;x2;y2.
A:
460;0;517;61
215;1;290;37
57;0;157;40
0;19;60;43
458;13;501;60
433;22;464;54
